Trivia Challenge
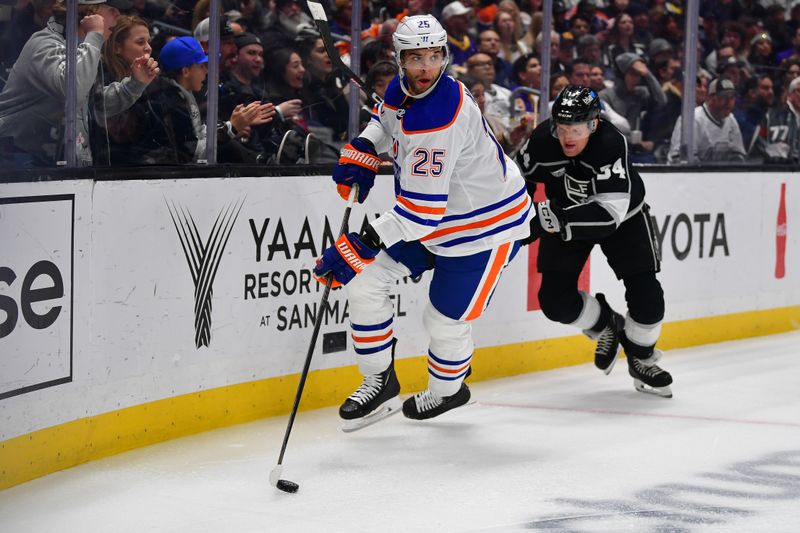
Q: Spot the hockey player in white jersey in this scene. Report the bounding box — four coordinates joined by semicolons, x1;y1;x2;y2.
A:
313;15;533;430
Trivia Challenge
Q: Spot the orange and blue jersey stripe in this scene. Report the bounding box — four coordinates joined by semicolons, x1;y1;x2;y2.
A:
420;186;531;248
393;188;449;228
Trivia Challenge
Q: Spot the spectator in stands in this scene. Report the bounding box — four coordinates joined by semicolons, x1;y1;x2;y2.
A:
720;21;751;72
510;53;541;120
734;74;775;153
477;29;513;87
750;76;800;164
777;26;800;64
194;17;240;73
0;0;158;167
603;13;646;74
265;46;309;143
588;64;607;93
218;32;280;162
494;9;529;63
629;2;653;45
778;58;800;103
359;39;394;76
601;52;667;159
558;34;577;67
467;52;511;125
359;60;397;131
648;38;674;67
260;0;311;53
718;55;746;87
668;78;746;164
642;57;683;162
568;13;592;43
536;30;566;73
297;29;350;143
565;59;591;88
549;71;569;100
511;53;542;91
93;15;154;165
576;34;603;69
696;72;711;106
749;31;778;78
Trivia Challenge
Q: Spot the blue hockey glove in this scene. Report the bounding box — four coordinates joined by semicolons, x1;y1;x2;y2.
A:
313;232;380;287
333;137;380;204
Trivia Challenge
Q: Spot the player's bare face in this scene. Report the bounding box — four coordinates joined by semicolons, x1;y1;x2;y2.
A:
554;121;592;157
402;48;444;95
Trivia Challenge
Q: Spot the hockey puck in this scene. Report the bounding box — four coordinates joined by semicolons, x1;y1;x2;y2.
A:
276;479;299;493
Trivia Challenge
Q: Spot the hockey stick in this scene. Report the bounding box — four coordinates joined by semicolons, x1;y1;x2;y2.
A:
269;185;358;494
306;1;368;95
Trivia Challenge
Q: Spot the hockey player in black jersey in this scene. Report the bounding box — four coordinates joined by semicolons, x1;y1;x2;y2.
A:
516;85;673;397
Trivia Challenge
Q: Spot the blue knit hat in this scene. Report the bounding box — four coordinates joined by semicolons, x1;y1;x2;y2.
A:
159;37;209;71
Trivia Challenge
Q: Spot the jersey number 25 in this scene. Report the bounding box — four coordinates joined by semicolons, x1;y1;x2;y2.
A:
411;148;446;177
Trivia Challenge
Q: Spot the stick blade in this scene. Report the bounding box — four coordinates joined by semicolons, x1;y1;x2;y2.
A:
307;0;328;22
269;465;282;487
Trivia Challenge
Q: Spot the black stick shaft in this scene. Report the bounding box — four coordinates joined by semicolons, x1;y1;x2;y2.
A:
275;187;357;467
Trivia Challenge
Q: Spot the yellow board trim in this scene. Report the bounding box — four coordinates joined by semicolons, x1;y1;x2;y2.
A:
2;306;799;490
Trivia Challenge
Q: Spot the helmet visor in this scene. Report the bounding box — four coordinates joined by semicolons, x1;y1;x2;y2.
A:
552;121;593;141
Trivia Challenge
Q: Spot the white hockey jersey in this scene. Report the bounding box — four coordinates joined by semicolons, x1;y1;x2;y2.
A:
360;75;532;257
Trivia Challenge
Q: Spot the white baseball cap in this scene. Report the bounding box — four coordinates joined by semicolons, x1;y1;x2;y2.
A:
441;1;472;20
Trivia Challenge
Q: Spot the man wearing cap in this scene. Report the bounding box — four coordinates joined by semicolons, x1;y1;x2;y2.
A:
667;77;745;163
0;0;159;166
601;52;667;159
194;17;241;73
751;76;800;164
219;32;280;161
441;1;476;67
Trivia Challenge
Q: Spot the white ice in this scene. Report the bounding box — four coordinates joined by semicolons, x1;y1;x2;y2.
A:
1;331;799;532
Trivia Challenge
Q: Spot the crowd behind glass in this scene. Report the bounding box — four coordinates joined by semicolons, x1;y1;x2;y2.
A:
0;0;798;168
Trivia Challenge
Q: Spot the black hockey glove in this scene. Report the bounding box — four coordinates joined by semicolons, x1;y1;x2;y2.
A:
521;216;545;245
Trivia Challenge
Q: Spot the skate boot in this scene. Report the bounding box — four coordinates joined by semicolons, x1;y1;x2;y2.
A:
620;332;673;398
402;383;471;420
339;363;402;432
583;293;624;374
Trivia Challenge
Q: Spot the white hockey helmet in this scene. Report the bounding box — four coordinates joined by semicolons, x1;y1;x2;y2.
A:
392;14;450;98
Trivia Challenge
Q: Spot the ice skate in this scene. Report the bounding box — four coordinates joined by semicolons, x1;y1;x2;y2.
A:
340;363;402;432
584;293;624;374
402;383;471;420
627;349;673;398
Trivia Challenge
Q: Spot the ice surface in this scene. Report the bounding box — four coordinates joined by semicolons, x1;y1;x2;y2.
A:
1;332;799;532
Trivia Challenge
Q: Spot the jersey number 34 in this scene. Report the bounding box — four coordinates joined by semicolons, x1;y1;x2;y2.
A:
411;148;446;177
597;158;626;180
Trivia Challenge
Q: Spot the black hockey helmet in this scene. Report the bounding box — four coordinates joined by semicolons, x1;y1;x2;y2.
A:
551;85;601;124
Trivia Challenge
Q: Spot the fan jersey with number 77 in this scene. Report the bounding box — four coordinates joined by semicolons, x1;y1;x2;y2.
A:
515;118;647;242
359;74;533;257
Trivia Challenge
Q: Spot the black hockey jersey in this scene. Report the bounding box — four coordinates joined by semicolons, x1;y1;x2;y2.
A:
515;118;646;241
750;104;800;164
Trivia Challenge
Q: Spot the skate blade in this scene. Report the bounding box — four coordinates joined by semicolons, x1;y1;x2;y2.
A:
633;379;673;398
341;397;402;433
